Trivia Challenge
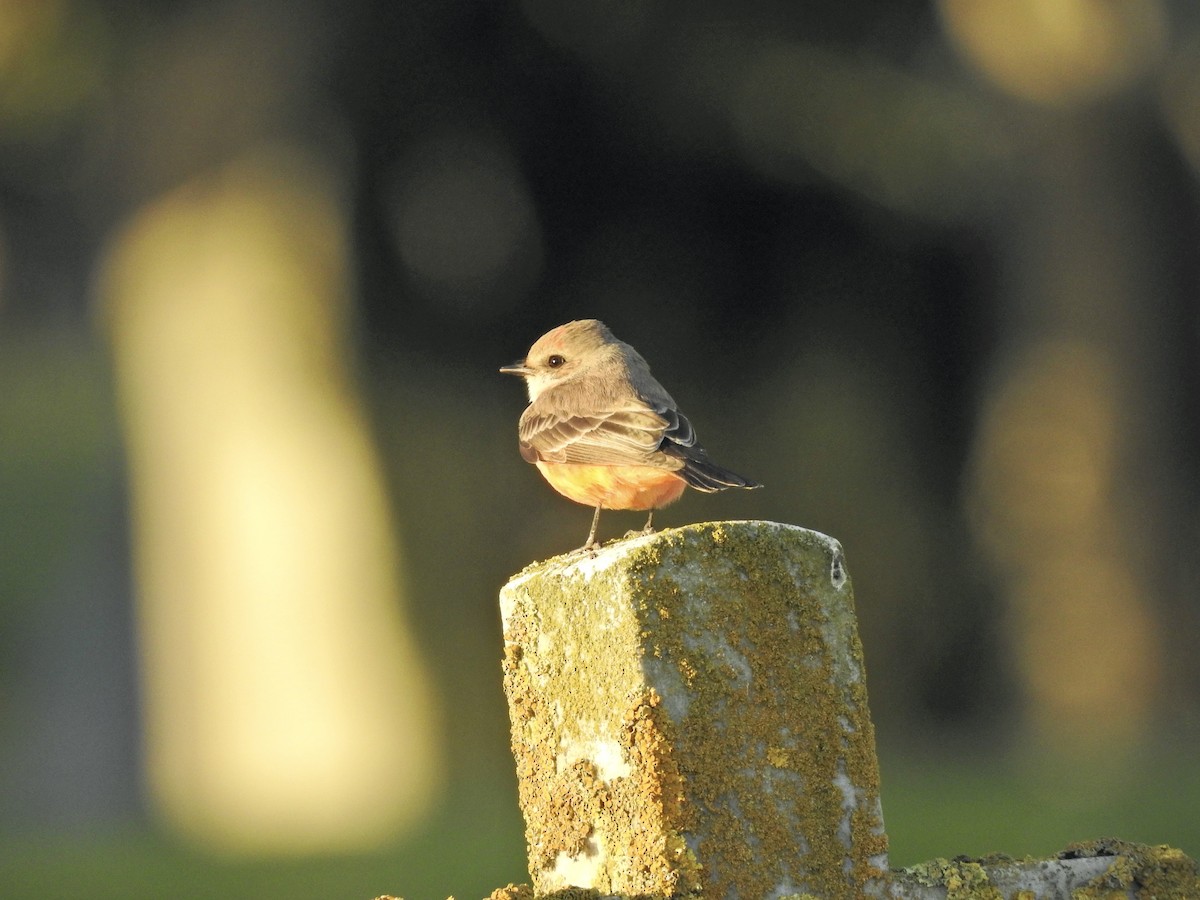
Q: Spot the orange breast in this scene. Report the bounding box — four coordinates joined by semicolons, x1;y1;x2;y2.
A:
534;462;688;511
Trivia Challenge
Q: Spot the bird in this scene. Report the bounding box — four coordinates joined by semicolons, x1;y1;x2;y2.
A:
500;319;760;550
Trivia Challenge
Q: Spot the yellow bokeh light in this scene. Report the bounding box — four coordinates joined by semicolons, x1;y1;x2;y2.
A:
939;0;1167;106
100;145;441;853
968;340;1160;751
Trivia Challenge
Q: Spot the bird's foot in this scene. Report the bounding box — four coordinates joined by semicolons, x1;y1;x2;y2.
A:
623;510;656;539
622;525;656;539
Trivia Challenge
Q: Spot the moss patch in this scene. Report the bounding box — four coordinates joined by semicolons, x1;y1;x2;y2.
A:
1065;838;1200;899
620;522;888;899
501;542;702;895
899;857;1004;899
893;840;1200;899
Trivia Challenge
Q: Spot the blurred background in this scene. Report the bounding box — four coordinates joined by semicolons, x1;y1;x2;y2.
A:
1;0;1199;897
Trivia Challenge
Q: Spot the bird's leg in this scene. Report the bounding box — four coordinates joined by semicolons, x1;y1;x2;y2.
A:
580;504;603;553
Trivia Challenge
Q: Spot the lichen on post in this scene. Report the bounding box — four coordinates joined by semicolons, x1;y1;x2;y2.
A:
499;520;889;899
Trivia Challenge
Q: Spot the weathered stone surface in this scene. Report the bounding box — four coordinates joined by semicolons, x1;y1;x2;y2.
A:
499;520;888;899
887;839;1200;899
378;837;1200;900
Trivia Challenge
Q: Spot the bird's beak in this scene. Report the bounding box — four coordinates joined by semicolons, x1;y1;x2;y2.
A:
499;361;531;376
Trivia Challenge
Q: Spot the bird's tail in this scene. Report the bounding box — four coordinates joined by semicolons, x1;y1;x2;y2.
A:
677;455;761;493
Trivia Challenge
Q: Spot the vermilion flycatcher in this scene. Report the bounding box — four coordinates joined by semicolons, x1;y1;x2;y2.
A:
501;319;760;550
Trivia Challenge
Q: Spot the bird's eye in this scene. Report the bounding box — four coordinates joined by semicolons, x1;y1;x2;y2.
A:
547;354;566;368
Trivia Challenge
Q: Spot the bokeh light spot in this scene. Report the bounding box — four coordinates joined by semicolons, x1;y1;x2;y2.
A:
939;0;1167;106
387;131;543;313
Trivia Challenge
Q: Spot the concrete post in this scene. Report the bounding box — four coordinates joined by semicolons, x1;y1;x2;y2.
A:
499;520;889;899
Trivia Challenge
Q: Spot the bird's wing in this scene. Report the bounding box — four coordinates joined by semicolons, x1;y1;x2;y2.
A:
653;401;697;451
653;400;761;491
518;402;679;468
